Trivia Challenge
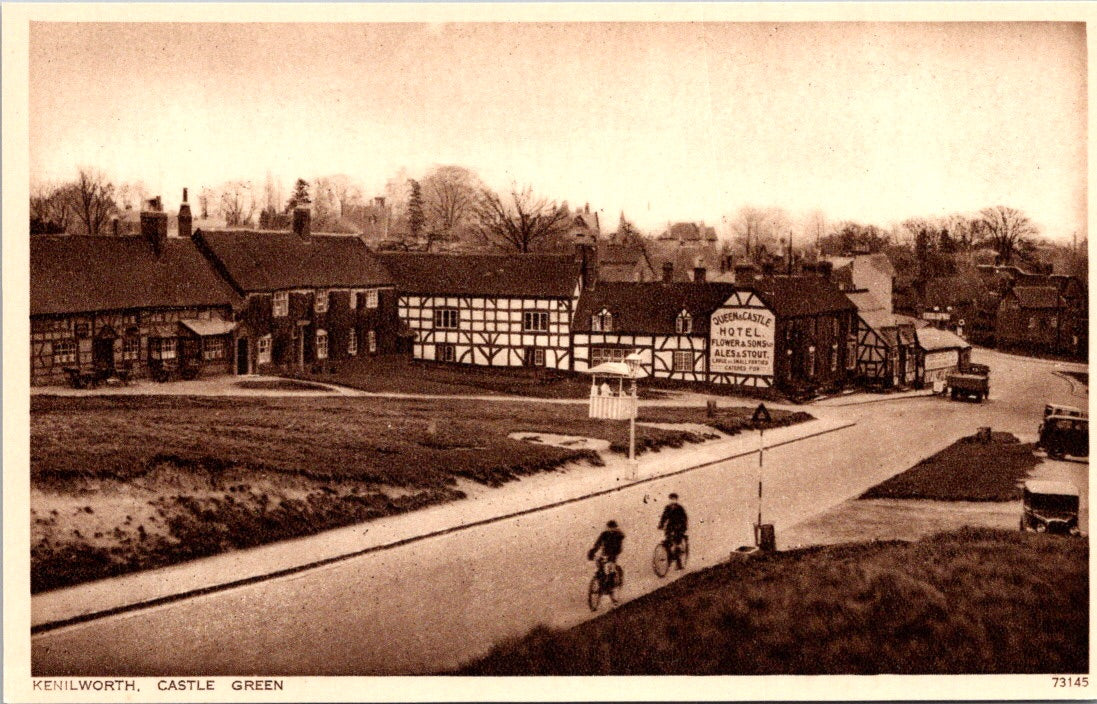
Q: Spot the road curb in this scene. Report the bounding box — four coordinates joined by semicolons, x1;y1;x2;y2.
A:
32;420;855;636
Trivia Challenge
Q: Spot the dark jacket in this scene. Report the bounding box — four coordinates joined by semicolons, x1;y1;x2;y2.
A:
658;502;688;534
588;528;625;560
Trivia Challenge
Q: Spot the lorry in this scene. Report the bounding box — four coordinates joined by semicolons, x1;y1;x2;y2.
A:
945;362;990;402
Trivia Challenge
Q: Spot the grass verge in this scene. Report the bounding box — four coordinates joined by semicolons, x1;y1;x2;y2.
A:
858;431;1038;502
460;528;1088;675
31;396;804;592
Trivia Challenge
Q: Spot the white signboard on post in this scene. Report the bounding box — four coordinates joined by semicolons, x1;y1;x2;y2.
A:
709;308;776;377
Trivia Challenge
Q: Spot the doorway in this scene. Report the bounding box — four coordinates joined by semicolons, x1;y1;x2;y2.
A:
93;337;115;371
236;338;250;375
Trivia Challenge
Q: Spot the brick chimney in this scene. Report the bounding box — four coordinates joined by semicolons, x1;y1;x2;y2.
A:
141;196;168;256
662;261;674;283
292;205;311;239
111;215;120;238
693;266;707;282
576;242;597;290
178;187;193;240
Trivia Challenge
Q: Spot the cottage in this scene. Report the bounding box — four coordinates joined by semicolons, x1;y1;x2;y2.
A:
192;206;397;374
916;327;972;388
30;196;238;386
573;282;737;382
378;252;584;369
573;275;856;395
994;286;1069;355
845;290;919;388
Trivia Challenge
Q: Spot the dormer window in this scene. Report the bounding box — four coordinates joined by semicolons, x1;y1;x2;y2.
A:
676;310;692;334
592;309;614;332
315;290;329;314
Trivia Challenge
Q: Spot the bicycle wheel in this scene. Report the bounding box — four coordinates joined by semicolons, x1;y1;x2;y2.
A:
652;543;670;578
587;575;602;611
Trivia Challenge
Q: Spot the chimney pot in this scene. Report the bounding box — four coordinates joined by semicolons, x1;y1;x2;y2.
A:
141;196;168;256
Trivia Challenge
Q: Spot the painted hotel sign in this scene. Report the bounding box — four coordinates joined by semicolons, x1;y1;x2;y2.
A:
709;307;775;377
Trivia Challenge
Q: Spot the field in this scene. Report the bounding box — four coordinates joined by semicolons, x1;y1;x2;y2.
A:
461;528;1088;675
31;396;805;592
858;431;1038;502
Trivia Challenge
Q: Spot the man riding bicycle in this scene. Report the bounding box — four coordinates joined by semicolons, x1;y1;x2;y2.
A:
588;520;625;587
658;493;688;570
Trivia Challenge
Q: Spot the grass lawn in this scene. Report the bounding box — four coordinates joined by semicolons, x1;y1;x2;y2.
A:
31;396;805;592
858;431;1038;502
290;354;770;400
460;528;1088;675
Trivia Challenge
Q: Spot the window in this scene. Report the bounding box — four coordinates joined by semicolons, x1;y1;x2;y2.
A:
523;311;549;332
846;335;858;370
348;329;358;356
273;291;289;317
434;308;459;329
368;329;377;354
591;347;628;366
1028;316;1037;330
315;290;329;314
437;343;456;362
203;337;225;360
807;345;816;378
349;291;359;310
316;330;329;360
831;343;839;372
676;311;692;335
525;347;546;367
365;289;379;309
1050;316;1059;329
592;309;613;332
122;336;140;361
52;339;77;365
673;350;693;372
150;337;177;360
257;335;272;365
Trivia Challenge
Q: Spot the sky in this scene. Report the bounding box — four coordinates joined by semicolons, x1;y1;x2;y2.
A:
29;21;1087;241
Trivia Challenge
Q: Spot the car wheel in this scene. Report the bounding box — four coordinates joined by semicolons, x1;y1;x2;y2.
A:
1035;522;1048;533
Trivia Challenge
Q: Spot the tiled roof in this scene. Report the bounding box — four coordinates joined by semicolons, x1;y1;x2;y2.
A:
752;276;857;318
194;229;393;292
916;327;971;352
1011;286;1062;309
574;282;739;334
376;253;582;298
31;235;239;316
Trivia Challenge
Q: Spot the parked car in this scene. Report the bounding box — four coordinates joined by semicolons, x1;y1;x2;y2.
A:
1020;480;1080;535
1037;414;1089;459
945;370;989;402
1043;403;1088;420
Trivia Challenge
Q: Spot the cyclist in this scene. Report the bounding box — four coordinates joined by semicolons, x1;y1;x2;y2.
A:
657;493;688;570
587;520;625;591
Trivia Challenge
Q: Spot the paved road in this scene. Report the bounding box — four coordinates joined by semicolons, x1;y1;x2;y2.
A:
31;349;1086;675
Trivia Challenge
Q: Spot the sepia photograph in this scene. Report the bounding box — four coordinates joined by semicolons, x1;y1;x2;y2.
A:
3;3;1091;701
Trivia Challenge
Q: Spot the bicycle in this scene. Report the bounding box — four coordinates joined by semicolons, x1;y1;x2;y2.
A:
652;534;689;578
587;556;623;611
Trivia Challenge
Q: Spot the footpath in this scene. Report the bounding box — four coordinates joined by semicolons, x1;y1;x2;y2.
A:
32;414;853;633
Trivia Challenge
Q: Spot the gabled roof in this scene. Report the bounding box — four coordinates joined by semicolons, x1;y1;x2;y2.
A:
916;327;971;352
574;282;739;334
752;276;857;317
31;235;239;316
846;290;888;313
1010;286;1062;309
376;253;582;298
194;229;393;293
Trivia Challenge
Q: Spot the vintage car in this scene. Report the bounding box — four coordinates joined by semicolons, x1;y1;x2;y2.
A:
1037;414;1089;459
1021;480;1081;535
1043;403;1088;420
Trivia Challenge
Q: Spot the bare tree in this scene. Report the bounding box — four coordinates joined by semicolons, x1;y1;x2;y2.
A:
68;168;118;236
730;206;788;261
30;181;71;234
220;180;256;228
978;205;1038;265
475;185;570;253
801;210;829;254
422;165;484;245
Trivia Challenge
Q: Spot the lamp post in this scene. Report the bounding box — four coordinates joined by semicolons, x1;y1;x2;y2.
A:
624;351;642;479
